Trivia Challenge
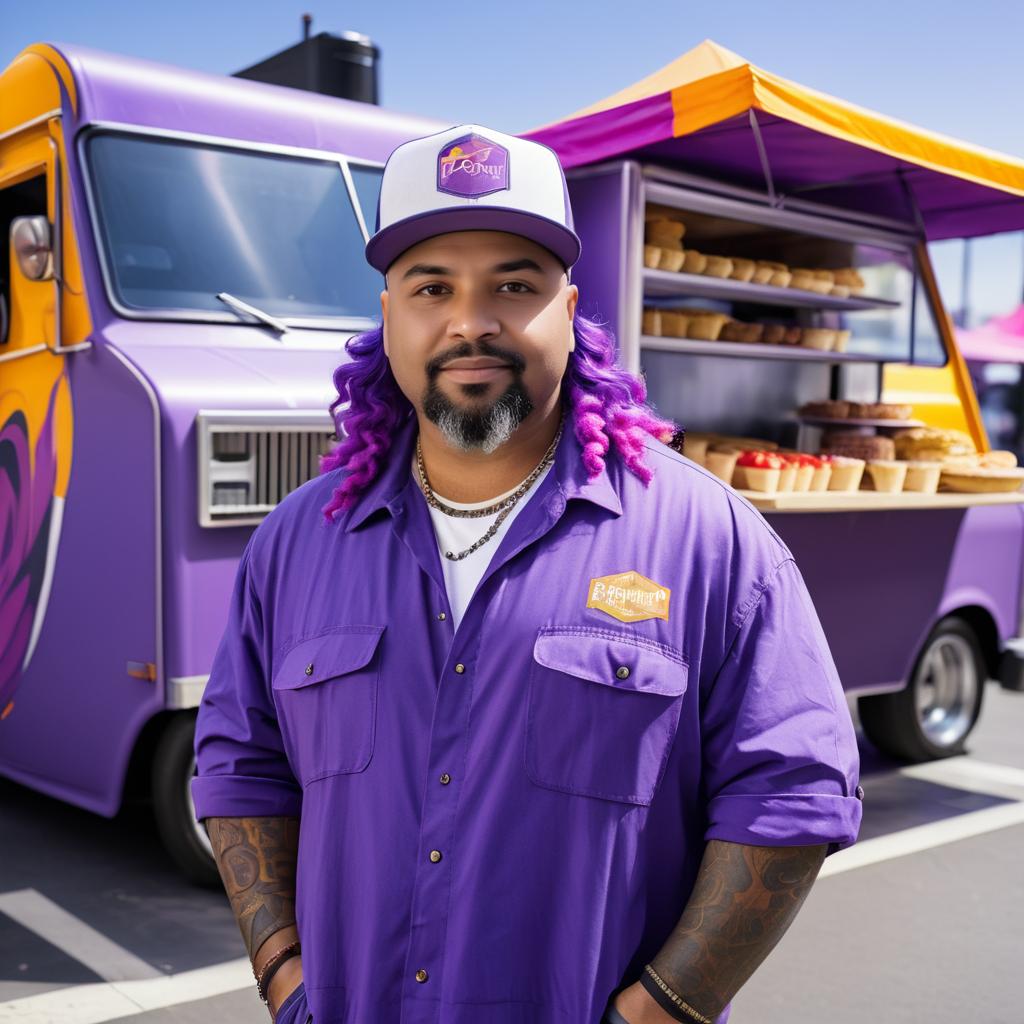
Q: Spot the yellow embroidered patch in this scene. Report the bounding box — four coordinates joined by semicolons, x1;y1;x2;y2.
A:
586;571;671;623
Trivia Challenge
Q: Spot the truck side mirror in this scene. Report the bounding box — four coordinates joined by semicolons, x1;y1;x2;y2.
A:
11;215;54;282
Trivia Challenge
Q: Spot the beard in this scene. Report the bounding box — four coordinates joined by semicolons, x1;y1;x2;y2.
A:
422;375;535;454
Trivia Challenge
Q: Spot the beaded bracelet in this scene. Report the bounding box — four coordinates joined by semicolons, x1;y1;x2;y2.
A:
640;964;714;1024
255;940;301;1009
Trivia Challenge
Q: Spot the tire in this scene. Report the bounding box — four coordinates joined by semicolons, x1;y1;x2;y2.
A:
151;713;220;886
858;616;986;763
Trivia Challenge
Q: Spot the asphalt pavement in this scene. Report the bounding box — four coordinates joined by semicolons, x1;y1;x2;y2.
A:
2;683;1023;1023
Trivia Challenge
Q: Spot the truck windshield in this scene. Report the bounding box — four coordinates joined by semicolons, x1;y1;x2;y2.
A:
86;133;383;323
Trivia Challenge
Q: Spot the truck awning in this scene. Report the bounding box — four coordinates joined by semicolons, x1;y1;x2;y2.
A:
521;40;1024;241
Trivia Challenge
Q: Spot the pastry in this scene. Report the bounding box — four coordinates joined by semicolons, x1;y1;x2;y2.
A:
980;450;1019;468
939;467;1024;493
789;269;817;291
642;309;662;337
719;320;746;343
681;433;711;466
823;454;866;492
682;250;708;274
741;323;765;344
729;258;756;283
801;328;836;351
643;245;662;269
902;461;942;494
833;329;851;352
823;431;896;461
752;262;776;284
702;255;734;278
704;448;738;485
709;435;779;453
863;459;908;493
780;453;816;492
736;450;784;492
657;247;685;272
645;203;685;222
769;268;792;287
830;284;851;298
800;400;850;419
833;268;866;292
776;460;797;493
762;324;787;345
847;402;913;421
782;327;803;346
893;427;975;461
660;310;690;337
686;313;729;341
645;218;685;248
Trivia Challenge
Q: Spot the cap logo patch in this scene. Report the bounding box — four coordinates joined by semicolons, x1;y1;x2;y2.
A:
437;133;509;198
587;571;671;623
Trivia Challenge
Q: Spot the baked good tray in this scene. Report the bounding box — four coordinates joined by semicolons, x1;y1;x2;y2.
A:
737;490;1024;513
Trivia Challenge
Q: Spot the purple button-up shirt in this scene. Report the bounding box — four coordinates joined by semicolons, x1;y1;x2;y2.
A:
193;411;863;1024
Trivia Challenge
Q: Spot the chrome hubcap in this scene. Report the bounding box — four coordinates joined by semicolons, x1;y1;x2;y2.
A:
187;753;215;858
914;634;978;748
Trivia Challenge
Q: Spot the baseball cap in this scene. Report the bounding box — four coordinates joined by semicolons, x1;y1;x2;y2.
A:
365;123;581;278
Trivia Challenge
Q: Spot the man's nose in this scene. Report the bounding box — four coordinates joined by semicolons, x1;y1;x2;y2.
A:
447;291;501;341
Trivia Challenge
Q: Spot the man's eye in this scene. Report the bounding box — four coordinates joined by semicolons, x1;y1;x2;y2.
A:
499;281;532;293
417;284;448;297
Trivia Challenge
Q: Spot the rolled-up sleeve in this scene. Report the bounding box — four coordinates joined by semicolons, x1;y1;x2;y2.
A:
191;538;302;820
701;558;863;857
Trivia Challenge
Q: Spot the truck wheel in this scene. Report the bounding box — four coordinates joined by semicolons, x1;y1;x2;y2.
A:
858;617;985;763
151;713;220;886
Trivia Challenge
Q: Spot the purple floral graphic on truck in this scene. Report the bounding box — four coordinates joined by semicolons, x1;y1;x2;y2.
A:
0;387;58;717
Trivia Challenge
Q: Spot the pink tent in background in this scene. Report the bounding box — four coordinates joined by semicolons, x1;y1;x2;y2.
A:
956;306;1024;364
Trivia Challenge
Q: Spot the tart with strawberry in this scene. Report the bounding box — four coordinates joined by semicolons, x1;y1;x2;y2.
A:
736;449;785;492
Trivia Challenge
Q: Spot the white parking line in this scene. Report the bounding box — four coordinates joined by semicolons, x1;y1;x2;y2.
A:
820;756;1024;877
0;957;253;1023
0;890;161;982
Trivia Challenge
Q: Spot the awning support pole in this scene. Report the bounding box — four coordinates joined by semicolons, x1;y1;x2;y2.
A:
748;109;777;207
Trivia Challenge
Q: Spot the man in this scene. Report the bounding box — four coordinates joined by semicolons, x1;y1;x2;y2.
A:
193;123;863;1024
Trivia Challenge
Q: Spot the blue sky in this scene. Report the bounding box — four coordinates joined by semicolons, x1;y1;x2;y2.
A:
3;0;1023;321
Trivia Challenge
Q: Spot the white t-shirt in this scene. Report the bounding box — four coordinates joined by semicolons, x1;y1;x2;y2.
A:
414;457;554;631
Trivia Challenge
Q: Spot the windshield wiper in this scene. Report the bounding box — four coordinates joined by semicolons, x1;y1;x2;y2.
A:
216;292;290;335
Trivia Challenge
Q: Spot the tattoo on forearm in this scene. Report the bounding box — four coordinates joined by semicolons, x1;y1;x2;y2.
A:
650;840;828;1018
206;817;300;961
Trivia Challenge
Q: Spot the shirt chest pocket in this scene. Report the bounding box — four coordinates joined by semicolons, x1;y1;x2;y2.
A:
524;627;688;806
271;625;385;785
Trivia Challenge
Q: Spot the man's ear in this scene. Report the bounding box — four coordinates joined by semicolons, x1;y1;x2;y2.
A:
566;284;578;353
380;289;390;357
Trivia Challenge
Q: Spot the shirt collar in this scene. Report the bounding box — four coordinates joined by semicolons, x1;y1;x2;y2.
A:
342;405;623;533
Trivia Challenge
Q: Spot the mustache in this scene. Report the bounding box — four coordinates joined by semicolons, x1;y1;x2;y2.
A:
428;341;525;376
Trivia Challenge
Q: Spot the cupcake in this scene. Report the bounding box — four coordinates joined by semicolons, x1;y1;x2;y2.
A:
864;459;908;493
736;450;785;492
657;247;685;272
801;328;836;351
789;269;818;292
660;311;690;337
902;461;942;494
686;313;729;341
762;324;787;345
833;329;851;352
769;268;792;287
729;257;757;283
704;448;738;485
824;455;866;492
752;262;776;284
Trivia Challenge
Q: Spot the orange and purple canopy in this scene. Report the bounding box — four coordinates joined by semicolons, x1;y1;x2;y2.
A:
522;40;1024;241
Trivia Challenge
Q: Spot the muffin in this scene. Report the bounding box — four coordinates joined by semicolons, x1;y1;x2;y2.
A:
686;313;729;341
657;247;685;272
729;257;757;283
762;324;787;345
833;329;851;352
864;459;908;493
789;269;818;291
769;268;792;287
660;310;690;337
645;218;685;248
824;454;866;491
834;268;866;293
642;309;662;337
643;245;662;269
801;328;836;351
704;448;739;485
902;461;942;494
702;255;734;278
752;262;776;284
682;250;708;274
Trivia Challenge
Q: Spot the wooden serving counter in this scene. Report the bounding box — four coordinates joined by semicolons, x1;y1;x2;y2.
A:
737;490;1024;513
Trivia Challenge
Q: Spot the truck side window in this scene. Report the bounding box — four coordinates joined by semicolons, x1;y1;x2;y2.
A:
0;174;48;346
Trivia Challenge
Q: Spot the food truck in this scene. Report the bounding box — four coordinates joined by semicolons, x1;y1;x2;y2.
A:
3;38;1024;882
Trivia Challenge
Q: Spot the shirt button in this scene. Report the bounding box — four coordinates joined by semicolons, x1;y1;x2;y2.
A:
415;969;428;983
429;849;442;863
305;663;314;676
437;612;447;621
439;773;451;784
615;666;630;679
454;663;466;674
856;785;865;800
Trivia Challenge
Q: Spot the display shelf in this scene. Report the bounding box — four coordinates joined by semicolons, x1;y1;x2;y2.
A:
797;415;925;429
640;334;887;363
642;268;901;311
738;490;1024;513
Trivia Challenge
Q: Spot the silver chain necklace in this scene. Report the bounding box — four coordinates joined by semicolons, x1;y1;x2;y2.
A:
416;415;564;561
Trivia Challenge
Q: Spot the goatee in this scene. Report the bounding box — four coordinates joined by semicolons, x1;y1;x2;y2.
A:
422;378;534;454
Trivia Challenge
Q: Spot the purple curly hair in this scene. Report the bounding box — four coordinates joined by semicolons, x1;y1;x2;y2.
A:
319;311;678;523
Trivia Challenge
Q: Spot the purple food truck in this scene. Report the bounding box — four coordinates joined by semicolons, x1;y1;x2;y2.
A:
3;39;1024;883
